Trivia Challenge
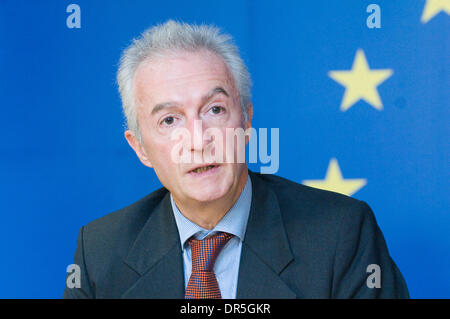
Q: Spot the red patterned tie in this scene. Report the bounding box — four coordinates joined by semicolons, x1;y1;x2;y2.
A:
184;232;234;299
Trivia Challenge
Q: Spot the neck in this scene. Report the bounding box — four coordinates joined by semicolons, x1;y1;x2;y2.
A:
173;169;249;230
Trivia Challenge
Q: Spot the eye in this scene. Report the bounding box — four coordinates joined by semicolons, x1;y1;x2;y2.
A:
160;116;175;126
209;106;224;115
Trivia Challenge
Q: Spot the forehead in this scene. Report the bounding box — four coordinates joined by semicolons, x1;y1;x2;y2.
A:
133;50;236;106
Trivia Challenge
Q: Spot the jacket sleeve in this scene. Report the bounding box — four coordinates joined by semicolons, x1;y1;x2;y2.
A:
63;226;95;299
331;201;409;298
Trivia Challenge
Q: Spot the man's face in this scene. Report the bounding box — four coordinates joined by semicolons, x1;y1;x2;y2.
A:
126;50;252;204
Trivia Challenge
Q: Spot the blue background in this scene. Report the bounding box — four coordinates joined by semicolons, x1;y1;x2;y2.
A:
0;0;448;298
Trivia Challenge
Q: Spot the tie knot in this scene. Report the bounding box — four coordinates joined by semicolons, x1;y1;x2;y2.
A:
188;232;233;272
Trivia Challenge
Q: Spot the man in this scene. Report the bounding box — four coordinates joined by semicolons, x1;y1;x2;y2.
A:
63;20;409;299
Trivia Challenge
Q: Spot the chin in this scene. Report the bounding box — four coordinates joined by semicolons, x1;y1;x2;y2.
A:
186;183;230;203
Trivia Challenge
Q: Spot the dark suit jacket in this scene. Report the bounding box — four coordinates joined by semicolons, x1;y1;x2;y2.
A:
63;170;409;298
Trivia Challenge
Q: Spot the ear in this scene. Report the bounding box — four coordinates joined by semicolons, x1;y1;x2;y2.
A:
124;130;153;168
245;102;253;130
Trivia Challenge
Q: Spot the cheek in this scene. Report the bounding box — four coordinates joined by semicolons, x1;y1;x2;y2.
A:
157;142;178;165
144;136;178;167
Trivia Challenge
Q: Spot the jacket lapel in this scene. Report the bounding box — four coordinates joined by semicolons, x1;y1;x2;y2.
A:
236;171;297;298
122;191;185;298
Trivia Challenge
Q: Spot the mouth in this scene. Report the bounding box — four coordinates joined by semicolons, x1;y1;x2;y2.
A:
188;164;220;176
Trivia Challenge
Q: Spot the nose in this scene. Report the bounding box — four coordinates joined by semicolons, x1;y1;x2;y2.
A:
185;118;211;153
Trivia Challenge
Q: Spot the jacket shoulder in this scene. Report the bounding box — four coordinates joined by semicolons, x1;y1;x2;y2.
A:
84;187;168;236
253;173;409;298
254;172;364;212
252;172;371;242
80;187;169;267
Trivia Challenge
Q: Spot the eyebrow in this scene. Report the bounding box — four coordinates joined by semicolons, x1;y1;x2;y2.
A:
150;86;230;116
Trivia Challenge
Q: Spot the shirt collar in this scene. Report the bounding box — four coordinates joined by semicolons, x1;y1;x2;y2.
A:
170;174;252;249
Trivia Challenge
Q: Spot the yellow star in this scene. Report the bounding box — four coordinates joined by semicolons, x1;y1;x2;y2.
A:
302;158;367;196
421;0;450;23
328;49;393;111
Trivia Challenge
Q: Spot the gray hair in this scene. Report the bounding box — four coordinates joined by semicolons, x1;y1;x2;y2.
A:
116;19;252;143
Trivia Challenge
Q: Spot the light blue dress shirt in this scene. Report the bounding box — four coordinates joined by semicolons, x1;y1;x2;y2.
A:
170;175;252;299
